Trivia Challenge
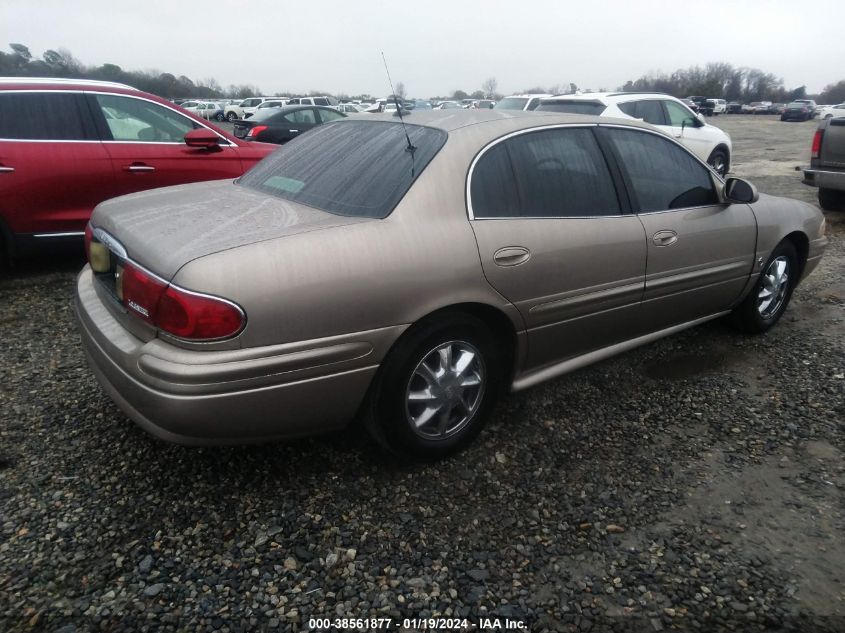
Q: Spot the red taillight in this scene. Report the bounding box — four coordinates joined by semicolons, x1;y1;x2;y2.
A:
84;223;93;262
811;130;823;159
119;261;244;340
119;262;167;325
247;125;268;139
156;286;244;340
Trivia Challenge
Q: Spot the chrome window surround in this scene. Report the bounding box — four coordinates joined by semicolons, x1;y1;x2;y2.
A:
466;122;728;221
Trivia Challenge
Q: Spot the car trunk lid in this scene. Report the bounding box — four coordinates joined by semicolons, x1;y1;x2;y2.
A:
91;179;369;280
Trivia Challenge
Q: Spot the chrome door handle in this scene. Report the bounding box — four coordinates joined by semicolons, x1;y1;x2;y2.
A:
124;164;155;172
0;165;15;173
289;129;299;133
652;230;678;246
493;246;531;267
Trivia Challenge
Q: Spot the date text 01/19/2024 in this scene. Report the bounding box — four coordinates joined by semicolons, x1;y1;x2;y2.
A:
307;617;528;630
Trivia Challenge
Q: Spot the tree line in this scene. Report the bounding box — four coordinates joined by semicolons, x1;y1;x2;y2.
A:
619;62;843;104
0;43;264;99
3;45;843;105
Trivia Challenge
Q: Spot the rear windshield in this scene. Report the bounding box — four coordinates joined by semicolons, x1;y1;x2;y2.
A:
536;100;607;116
237;121;447;218
494;97;529;110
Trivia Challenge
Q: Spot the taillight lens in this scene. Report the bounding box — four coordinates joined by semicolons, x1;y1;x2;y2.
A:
118;261;244;340
157;286;244;340
246;125;268;139
811;130;823;159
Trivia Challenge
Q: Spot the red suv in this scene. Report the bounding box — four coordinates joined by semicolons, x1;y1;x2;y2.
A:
0;78;276;259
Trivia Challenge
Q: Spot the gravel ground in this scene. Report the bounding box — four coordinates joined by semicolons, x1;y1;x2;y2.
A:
1;115;844;632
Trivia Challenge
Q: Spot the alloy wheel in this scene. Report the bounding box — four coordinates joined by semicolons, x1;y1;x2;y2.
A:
757;256;790;319
405;341;485;440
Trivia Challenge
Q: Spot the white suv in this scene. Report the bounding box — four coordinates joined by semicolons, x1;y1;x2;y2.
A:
537;92;732;176
494;94;552;111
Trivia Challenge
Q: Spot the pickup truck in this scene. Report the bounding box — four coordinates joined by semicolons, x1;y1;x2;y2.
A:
803;116;845;210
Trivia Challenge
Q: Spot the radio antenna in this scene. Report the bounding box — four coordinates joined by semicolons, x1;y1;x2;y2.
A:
381;51;416;156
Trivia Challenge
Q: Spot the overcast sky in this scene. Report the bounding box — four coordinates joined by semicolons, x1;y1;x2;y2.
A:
2;0;844;97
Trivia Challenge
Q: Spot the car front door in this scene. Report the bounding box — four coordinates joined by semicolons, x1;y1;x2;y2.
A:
660;99;713;161
468;125;648;372
600;126;756;329
87;93;246;198
0;91;112;239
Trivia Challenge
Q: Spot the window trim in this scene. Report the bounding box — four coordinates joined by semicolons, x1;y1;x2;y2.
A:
466;123;629;221
596;123;725;216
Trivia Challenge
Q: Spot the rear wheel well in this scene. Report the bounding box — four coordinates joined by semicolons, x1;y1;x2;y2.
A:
401;303;518;383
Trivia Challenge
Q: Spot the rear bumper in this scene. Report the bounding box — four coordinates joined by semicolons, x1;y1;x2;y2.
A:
803;168;845;191
74;266;398;445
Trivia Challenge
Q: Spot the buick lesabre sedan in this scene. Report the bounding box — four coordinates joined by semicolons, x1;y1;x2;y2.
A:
75;110;827;459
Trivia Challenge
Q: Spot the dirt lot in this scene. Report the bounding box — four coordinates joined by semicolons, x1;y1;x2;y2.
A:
1;115;844;632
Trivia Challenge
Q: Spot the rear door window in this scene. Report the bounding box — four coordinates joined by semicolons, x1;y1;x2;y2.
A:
471;127;620;218
0;91;96;140
470;143;520;218
617;100;667;125
284;109;317;125
238;121;446;218
603;127;718;212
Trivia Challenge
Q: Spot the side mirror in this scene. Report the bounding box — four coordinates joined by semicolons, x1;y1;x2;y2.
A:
184;128;221;149
724;177;759;203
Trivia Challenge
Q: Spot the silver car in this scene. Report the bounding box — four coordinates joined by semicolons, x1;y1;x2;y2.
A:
75;110;827;459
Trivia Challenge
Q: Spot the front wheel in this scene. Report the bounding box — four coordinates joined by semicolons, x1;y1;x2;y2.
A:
730;241;798;334
215;112;225;121
226;112;238;122
707;148;729;177
363;314;503;460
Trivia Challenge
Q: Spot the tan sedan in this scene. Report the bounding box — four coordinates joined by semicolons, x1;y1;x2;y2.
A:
75;110;827;459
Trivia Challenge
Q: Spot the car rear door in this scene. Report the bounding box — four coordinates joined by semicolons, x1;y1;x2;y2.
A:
600;125;756;329
0;90;113;238
86;93;246;197
468;125;648;372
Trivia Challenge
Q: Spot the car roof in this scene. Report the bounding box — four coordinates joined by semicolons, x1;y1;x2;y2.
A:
502;93;552;99
0;76;136;91
542;92;674;103
354;109;664;136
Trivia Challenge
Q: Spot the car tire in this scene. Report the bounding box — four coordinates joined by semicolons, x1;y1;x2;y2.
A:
363;313;504;460
226;112;238;122
819;188;844;211
707;148;729;177
215;113;225;121
730;240;799;334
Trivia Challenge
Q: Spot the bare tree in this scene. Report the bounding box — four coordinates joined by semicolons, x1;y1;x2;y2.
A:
395;81;407;99
481;77;497;99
